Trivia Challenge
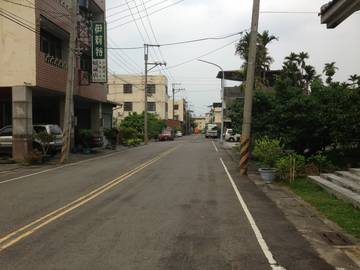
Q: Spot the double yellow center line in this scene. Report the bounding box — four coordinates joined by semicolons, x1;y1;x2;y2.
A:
0;146;177;252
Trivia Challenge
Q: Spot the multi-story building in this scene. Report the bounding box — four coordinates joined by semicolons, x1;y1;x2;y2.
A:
193;116;206;131
108;75;169;123
0;0;113;160
168;98;187;122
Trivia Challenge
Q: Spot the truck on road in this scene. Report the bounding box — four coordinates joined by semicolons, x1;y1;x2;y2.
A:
205;124;219;139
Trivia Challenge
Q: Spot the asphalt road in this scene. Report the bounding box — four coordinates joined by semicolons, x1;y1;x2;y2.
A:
0;136;333;269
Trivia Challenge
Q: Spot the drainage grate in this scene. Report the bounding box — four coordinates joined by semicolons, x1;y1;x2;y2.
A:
320;232;353;246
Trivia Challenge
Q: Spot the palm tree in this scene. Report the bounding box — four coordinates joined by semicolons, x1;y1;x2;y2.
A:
323;62;338;85
303;65;316;94
235;30;278;86
349;74;359;89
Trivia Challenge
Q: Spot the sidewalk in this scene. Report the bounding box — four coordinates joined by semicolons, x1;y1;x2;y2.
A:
0;145;131;173
221;144;360;270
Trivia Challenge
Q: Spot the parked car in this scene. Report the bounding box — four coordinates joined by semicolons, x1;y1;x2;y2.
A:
0;124;63;156
158;129;174;141
175;131;183;137
224;129;241;142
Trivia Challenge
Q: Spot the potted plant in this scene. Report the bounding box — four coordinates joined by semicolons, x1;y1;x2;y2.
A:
78;129;93;154
104;128;118;149
253;136;283;183
33;131;55;163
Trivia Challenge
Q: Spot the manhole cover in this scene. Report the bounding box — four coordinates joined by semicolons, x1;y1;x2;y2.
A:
320;232;353;246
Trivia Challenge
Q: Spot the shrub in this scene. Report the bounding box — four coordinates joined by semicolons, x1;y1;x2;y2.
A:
121;127;138;141
33;131;55;156
104;128;118;145
123;138;142;147
78;129;93;148
252;136;283;167
307;152;335;173
276;154;306;182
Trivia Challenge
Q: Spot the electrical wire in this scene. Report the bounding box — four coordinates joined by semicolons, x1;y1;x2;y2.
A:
108;0;185;31
166;38;239;70
107;0;158;18
1;0;70;17
107;31;243;50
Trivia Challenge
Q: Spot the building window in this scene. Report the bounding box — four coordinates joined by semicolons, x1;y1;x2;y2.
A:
174;104;179;110
147;102;156;112
124;102;133;112
165;103;168;112
40;29;63;59
146;84;156;95
123;84;132;94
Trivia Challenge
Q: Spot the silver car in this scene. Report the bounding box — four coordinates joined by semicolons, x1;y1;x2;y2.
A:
0;124;63;156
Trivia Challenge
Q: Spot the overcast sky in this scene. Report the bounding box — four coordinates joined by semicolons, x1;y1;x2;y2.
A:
106;0;360;115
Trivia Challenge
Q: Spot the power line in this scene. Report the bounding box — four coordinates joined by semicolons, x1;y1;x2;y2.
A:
139;0;176;82
1;0;70;17
108;0;185;31
108;0;173;24
107;31;243;50
106;0;135;11
107;0;158;18
165;38;239;70
260;11;317;14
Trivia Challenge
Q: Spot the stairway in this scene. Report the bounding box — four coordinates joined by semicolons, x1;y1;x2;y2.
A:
308;168;360;208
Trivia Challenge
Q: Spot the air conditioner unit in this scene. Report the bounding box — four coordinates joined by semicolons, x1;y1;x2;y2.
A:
79;0;89;10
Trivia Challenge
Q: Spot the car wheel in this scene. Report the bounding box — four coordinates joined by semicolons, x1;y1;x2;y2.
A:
229;137;235;142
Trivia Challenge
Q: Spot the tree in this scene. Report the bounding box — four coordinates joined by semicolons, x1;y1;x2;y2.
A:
323;62;338;85
235;30;278;86
349;74;359;89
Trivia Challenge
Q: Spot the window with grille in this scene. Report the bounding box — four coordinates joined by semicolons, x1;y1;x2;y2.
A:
124;102;133;112
147;102;156;112
146;84;156;95
123;84;133;94
174;104;179;110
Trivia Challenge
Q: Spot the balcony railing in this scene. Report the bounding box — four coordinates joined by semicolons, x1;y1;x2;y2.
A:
44;54;67;70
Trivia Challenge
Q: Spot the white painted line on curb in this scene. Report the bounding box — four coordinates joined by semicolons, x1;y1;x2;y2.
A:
212;141;219;152
220;158;286;270
0;145;149;185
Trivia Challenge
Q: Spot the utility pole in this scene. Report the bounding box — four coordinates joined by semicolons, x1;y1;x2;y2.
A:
144;45;149;145
239;0;260;175
144;44;166;145
171;83;184;120
60;0;77;164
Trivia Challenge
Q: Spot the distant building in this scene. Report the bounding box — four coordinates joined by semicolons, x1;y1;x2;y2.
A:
108;75;169;123
193;116;206;131
320;0;360;28
168;98;187;122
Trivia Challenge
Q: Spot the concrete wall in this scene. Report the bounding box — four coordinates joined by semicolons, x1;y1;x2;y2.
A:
108;75;169;121
0;1;36;87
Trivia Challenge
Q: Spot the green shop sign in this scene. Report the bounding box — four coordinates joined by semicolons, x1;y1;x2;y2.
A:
91;22;107;83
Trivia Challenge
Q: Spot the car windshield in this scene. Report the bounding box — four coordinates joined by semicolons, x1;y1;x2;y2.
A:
50;125;62;135
34;126;47;134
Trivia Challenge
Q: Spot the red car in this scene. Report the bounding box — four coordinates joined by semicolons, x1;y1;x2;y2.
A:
158;129;174;141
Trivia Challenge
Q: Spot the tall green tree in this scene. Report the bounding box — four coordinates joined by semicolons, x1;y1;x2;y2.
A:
349;74;359;89
235;30;278;87
323;62;338;85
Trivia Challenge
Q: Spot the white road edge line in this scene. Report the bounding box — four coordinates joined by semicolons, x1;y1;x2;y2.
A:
212;141;219;152
220;158;286;270
0;145;148;185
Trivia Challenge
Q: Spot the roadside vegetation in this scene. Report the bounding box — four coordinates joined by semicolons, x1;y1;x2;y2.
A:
230;31;360;239
285;178;360;239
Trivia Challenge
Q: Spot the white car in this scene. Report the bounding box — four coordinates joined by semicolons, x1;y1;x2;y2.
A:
175;131;183;137
224;129;241;142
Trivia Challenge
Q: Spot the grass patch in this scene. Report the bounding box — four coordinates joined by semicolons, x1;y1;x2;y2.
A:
285;177;360;239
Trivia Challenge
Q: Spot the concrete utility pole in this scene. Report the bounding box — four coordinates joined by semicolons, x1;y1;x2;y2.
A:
240;0;261;175
172;83;184;120
197;59;225;143
60;0;77;164
144;44;166;145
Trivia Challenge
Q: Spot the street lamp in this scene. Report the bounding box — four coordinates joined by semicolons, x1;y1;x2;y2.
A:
197;59;225;143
